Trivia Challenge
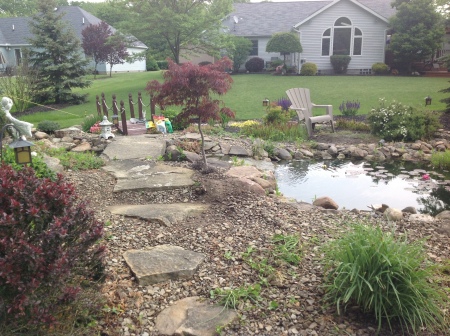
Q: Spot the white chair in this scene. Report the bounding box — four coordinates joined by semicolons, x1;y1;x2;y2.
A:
286;88;334;137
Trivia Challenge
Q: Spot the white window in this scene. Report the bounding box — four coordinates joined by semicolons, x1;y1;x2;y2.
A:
321;17;363;56
249;40;258;56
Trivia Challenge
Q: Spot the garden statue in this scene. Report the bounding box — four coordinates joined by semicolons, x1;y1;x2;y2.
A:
1;97;33;138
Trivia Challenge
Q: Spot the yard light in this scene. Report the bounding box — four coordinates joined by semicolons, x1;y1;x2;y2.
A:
112;113;119;127
262;98;270;107
425;96;432;106
0;124;34;165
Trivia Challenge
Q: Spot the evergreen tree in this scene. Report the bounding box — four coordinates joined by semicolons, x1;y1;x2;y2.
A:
440;82;450;113
28;0;91;104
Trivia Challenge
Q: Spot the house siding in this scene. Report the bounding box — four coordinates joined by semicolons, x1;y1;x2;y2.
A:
298;0;388;73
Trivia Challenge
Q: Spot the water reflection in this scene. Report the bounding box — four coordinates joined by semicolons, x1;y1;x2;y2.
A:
275;159;450;213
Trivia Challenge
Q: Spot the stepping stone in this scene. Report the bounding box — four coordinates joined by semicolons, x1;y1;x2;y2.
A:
123;245;205;286
156;297;237;336
102;134;166;160
103;160;195;192
107;203;209;226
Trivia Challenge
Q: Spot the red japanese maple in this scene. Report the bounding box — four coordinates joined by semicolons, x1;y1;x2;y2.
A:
146;57;235;166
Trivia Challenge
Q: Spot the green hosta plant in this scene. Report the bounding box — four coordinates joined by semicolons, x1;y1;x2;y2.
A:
322;221;447;333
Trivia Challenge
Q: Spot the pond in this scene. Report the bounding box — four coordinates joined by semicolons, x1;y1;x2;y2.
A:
274;160;450;215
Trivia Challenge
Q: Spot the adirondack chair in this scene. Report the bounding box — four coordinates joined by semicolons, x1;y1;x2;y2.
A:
286;88;334;137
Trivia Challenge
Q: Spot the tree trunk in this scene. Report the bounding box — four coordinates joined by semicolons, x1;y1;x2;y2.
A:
198;119;207;167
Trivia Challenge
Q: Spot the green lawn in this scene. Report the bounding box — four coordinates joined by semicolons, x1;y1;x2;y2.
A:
20;72;450;128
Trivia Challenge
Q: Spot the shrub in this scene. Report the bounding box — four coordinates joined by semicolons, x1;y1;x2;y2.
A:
37;120;60;134
198;61;212;66
330;55;351;74
431;150;450;170
245;57;265;72
81;114;101;132
372;62;389;75
300;62;317;76
367;98;440;141
268;59;283;70
2;145;56;180
156;60;168;70
146;55;159;71
241;122;307;142
338;100;360;117
335;119;370;132
0;165;105;326
263;106;290;125
322;221;446;333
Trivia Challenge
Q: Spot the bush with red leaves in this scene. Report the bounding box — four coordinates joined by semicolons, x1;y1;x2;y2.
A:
0;164;105;326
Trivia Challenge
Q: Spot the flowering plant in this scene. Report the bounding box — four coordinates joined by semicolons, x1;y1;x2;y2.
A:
339;100;360;117
276;97;291;111
367;98;440;141
89;122;101;134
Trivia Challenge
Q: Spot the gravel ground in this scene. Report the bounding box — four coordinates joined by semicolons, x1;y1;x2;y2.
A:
64;156;450;336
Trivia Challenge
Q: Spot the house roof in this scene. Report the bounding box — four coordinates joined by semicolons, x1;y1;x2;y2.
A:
0;6;147;48
225;0;396;37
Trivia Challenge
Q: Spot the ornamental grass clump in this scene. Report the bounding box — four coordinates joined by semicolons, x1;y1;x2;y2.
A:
367;98;440;141
322;222;447;334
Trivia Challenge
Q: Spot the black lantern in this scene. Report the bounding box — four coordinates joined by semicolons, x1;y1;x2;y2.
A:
425;96;432;106
262;98;270;107
0;124;34;165
112;113;119;126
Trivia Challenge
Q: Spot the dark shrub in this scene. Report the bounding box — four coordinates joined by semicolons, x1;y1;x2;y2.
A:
300;62;317;76
245;57;265;72
37;120;60;134
156;60;169;70
0;165;105;326
372;62;389;75
330;55;351;74
198;61;212;66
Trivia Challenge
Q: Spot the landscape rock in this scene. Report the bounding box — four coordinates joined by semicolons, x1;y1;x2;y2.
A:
402;206;417;214
155;297;237;336
384;207;403;221
313;196;338;210
54;126;82;138
34;131;49;139
123;245;205;286
273;147;292;160
409;214;434;223
184;151;202;163
435;210;450;220
228;145;250;157
71;142;92;152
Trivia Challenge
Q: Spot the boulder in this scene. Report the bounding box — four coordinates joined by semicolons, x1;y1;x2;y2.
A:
435;210;450;220
402;206;417;214
34;131;49;140
273;147;292;160
54;127;82;138
409;214;434;223
184;151;202;163
71;142;92;152
313;196;339;210
229;145;250;157
164;145;182;161
384;207;403;221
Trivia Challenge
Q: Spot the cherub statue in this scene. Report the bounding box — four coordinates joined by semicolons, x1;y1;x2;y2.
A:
1;97;33;138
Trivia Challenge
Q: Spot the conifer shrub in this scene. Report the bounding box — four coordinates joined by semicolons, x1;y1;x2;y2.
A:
37;120;60;134
0;165;105;326
245;57;265;72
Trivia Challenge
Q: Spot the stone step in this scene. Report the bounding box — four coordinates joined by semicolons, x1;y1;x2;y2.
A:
107;203;209;226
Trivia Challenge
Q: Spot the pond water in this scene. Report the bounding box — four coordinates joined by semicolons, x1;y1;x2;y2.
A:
275;160;450;215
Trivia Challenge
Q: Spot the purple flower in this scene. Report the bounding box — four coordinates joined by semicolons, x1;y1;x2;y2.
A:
277;97;291;111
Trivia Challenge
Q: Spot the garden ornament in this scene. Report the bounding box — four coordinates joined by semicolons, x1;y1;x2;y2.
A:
1;97;33;138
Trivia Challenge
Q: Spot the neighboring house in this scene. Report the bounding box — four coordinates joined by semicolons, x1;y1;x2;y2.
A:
0;6;147;74
224;0;397;74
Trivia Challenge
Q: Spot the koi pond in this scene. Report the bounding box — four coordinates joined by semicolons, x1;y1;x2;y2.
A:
274;160;450;215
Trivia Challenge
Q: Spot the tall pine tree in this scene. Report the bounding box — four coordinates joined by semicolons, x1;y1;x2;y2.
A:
28;0;91;104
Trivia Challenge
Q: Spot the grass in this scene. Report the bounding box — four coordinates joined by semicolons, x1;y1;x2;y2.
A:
18;72;450;127
322;221;448;334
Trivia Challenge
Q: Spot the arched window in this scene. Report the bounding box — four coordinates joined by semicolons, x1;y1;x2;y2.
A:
321;17;363;56
321;28;331;56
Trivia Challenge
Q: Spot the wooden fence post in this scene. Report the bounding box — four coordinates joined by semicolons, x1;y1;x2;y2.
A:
96;95;102;117
128;93;135;119
112;94;118;117
138;92;144;120
120;100;128;135
101;93;108;117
